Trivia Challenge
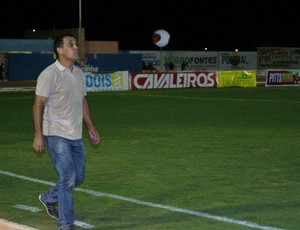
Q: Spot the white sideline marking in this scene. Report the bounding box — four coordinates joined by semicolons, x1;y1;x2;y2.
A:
74;220;94;229
0;170;283;230
13;204;94;229
138;93;300;104
13;204;42;212
0;87;35;92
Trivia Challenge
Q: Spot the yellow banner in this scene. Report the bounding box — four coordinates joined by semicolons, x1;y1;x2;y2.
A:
218;70;256;87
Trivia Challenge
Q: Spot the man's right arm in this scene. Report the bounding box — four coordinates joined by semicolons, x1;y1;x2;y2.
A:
32;95;47;154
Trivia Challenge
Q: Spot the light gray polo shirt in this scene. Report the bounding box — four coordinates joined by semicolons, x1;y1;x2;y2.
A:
36;60;86;140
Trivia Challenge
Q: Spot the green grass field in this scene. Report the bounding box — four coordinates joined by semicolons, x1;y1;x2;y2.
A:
0;87;299;230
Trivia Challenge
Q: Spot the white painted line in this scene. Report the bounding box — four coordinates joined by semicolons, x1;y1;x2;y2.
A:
0;170;283;230
0;87;35;92
13;204;42;212
13;204;94;229
137;93;300;104
75;188;283;230
74;220;94;229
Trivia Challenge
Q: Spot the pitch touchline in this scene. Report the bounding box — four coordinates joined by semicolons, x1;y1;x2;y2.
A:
0;170;283;230
136;93;300;104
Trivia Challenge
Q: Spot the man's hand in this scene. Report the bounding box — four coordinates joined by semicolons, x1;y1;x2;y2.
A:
89;127;100;145
33;135;45;154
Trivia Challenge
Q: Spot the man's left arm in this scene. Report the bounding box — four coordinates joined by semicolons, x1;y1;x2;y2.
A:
83;97;100;145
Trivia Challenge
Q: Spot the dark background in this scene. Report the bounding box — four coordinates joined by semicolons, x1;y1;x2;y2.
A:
1;0;299;51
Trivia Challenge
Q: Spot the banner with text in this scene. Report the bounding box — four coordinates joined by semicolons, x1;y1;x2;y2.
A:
218;52;257;70
128;50;257;71
218;70;257;87
85;71;129;91
130;71;217;90
257;47;291;69
266;69;300;86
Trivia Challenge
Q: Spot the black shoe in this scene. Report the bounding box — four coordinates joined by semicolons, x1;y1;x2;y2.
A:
38;193;59;219
60;224;75;230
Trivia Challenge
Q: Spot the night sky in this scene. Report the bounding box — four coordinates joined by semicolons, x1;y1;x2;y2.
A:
1;0;299;51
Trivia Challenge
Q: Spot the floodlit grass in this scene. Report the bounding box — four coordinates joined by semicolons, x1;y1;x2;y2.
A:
0;87;299;230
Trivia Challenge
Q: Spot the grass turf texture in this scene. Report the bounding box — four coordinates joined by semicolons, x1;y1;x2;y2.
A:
0;87;299;230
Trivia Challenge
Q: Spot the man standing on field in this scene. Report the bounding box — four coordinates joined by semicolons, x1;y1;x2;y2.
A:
32;34;100;230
